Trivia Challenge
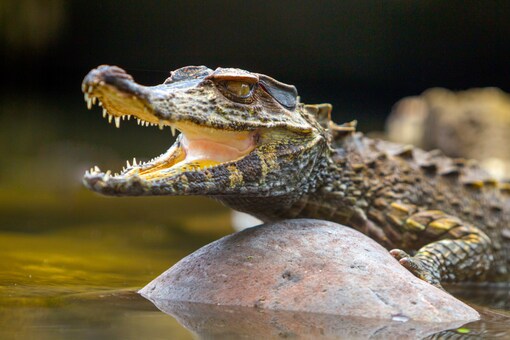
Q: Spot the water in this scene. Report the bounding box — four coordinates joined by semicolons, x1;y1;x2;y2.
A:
1;96;509;339
0;189;229;339
2;189;509;339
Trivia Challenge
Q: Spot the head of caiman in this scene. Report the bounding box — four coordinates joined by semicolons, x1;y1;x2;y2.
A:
82;65;339;200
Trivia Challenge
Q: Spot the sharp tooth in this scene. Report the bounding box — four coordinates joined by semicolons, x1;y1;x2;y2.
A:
98;101;102;106
127;115;131;121
108;115;113;123
88;86;93;93
102;109;107;118
132;158;137;166
84;93;89;102
171;126;176;137
104;173;110;181
121;115;125;120
126;160;131;168
115;117;121;128
94;166;100;172
106;170;112;176
114;172;119;177
87;98;92;109
92;97;97;105
137;119;141;125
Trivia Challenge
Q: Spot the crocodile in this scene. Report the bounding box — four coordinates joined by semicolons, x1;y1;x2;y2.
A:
81;65;510;289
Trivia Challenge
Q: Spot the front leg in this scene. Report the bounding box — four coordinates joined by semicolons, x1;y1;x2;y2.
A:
388;209;493;289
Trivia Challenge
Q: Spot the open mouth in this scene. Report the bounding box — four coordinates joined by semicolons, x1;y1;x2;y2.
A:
82;71;258;184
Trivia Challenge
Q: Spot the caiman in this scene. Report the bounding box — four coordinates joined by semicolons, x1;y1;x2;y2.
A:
81;65;510;289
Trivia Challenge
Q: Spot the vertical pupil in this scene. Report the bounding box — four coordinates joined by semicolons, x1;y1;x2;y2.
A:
227;81;251;97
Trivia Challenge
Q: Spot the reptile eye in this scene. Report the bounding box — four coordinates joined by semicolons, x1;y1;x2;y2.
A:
224;81;254;98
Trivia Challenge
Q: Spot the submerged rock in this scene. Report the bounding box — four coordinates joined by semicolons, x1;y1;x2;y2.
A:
140;219;479;323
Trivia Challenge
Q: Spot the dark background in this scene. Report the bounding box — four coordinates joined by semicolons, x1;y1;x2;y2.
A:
1;0;510;192
2;1;510;121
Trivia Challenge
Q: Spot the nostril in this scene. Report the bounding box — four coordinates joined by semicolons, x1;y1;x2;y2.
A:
97;65;133;80
82;65;136;94
88;65;133;82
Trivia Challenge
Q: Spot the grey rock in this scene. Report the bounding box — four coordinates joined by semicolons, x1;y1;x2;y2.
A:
140;219;479;325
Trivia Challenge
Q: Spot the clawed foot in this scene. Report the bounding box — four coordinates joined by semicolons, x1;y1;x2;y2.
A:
389;249;443;290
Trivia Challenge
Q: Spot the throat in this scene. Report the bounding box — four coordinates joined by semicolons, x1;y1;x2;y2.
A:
180;134;254;164
175;123;257;166
213;193;306;222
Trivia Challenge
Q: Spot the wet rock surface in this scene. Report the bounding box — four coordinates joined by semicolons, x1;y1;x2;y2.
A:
140;219;479;323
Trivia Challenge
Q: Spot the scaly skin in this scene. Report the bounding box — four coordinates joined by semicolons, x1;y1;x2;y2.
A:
82;65;510;288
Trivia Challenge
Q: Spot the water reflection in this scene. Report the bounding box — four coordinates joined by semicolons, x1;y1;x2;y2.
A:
145;299;476;339
0;291;193;340
0;192;228;339
447;283;510;311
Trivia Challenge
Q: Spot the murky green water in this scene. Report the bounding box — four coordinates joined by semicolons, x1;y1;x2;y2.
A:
1;96;509;339
2;190;510;339
0;188;232;339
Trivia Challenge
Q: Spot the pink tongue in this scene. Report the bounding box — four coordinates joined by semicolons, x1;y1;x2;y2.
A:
181;135;254;163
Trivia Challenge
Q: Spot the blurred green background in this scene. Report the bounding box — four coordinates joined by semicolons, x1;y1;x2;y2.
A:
1;1;510;338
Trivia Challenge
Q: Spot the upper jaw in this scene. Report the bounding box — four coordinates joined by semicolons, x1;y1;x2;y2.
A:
82;65;313;133
82;65;166;128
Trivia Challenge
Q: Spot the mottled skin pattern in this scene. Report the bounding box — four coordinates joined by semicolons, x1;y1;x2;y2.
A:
82;65;510;289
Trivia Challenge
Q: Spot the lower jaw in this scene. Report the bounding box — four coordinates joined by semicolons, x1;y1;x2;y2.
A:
139;159;222;181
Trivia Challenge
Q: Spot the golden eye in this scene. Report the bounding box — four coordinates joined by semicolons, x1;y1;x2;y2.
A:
225;81;252;98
